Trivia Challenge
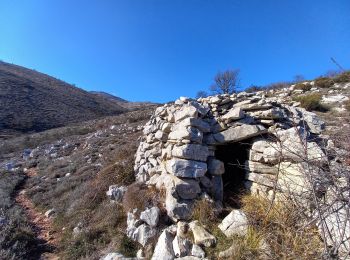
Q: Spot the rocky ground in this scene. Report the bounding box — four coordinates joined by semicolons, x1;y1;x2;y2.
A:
0;108;155;259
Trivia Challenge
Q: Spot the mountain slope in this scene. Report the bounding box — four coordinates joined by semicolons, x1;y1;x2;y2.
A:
90;91;128;103
0;61;128;134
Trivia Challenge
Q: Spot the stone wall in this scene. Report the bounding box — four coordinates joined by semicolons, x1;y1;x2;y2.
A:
134;92;327;221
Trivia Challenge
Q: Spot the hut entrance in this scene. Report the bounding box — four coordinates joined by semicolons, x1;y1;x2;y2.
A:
215;140;252;208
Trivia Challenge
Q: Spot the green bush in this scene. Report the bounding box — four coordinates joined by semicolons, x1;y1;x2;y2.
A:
314;77;333;88
294;93;328;112
294;83;312;91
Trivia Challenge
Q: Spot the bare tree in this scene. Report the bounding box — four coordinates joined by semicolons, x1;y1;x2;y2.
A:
196;90;209;99
210;69;240;94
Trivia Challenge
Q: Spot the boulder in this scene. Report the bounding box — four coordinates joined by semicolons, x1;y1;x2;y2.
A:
212;124;267;144
140;207;160;228
154;130;168;142
218;209;248;237
130;224;157;247
166;192;193;221
191;244;205;258
189;101;210;116
172;235;192;257
176;117;211;133
189;220;216;247
245;172;275;187
246;160;278;175
106;185;127;202
174;105;198;121
152;229;175;260
301;111;325;134
168;127;203;143
172;144;209;162
166;158;207;178
250;107;285;119
211;175;223;201
221;107;245;122
171;177;201;200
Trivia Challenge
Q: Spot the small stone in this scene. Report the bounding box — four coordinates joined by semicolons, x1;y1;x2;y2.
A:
106;185;127;202
45;209;55;218
191;244;206;258
189;220;216;247
207;158;225;175
218;210;248;237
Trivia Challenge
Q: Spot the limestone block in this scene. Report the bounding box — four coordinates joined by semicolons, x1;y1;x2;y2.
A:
166;158;207;178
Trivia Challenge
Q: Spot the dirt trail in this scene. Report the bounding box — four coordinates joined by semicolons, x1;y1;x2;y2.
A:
15;168;59;260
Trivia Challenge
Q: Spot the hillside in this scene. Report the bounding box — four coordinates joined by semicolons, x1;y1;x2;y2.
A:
0;61;129;135
90;90;157;110
90;91;128;103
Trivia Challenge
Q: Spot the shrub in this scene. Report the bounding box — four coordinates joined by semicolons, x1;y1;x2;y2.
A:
294;83;312;91
333;71;350;83
122;183;163;214
245;85;262;93
294;93;328;112
314;77;333;88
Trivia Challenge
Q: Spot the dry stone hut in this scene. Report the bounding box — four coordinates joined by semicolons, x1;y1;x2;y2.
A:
134;92;327;222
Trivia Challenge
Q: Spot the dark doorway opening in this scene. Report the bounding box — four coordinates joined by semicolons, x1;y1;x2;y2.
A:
215;140;252;208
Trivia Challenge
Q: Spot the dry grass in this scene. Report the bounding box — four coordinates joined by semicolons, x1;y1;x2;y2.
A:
240;194;323;260
122;183;164;215
191;198;218;229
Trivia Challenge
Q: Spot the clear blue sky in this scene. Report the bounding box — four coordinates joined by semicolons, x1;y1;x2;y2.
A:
0;1;349;102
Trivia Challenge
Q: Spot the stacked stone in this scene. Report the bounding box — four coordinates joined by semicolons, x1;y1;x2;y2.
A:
134;92;326;221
